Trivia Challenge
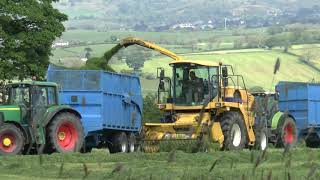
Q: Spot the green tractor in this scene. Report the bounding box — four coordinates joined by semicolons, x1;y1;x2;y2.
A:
0;81;84;155
252;92;297;147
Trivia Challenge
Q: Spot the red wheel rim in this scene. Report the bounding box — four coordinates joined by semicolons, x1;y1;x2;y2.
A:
0;133;16;153
56;121;78;151
284;123;294;144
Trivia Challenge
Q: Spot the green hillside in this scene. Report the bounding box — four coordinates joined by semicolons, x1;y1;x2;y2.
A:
111;49;320;92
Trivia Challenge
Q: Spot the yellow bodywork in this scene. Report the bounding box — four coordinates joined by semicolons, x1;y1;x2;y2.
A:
115;37;257;150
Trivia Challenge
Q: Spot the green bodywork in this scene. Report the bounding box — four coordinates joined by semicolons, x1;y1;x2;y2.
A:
271;111;284;130
0;81;79;145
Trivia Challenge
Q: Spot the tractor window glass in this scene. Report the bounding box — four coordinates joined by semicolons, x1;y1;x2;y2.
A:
47;87;57;106
32;86;48;107
9;86;30;106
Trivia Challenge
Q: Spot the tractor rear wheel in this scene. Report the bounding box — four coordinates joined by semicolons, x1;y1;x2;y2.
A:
0;124;24;155
221;112;246;150
109;132;128;153
276;117;297;148
47;112;84;153
128;133;136;153
254;127;268;150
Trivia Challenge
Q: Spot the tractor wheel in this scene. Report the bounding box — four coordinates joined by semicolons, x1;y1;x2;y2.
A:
254;127;268;150
221;112;246;150
47;112;84;153
0;124;25;155
109;132;128;153
276;117;297;148
128;133;136;153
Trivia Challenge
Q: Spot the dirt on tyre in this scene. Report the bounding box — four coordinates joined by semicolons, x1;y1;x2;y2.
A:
254;127;268;150
0;123;25;155
221;112;247;150
276;117;297;148
109;132;128;153
128;133;136;153
47;112;84;153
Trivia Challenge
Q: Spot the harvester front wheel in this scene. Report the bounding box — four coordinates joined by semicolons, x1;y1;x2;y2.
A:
0;124;25;155
221;112;246;150
47;112;84;153
109;132;128;153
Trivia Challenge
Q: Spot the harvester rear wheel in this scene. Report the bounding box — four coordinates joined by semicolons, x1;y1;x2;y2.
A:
221;112;246;150
0;124;24;155
109;132;128;153
47;112;84;153
254;127;268;150
276;117;297;148
128;133;136;153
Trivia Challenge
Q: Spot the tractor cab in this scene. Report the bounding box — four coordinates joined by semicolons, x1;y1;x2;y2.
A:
4;81;58;124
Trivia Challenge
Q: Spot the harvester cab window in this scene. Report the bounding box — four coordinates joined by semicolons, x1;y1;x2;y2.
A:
173;65;210;105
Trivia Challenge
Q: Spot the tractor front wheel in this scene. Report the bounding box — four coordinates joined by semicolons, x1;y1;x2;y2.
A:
47;112;84;153
0;124;24;155
221;112;246;150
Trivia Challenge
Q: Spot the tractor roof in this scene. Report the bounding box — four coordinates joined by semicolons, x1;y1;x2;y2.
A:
9;81;57;87
169;60;219;67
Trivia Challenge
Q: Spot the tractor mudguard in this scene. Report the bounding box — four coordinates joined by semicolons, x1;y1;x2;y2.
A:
42;106;82;127
271;111;284;130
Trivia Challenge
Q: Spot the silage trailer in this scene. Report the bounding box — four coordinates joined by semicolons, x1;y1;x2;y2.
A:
47;65;143;153
276;81;320;147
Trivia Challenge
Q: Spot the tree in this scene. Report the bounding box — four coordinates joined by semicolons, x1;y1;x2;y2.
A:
124;46;152;71
84;47;93;59
0;0;67;81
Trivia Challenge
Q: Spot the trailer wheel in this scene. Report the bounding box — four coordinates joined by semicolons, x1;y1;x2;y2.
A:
254;127;268;150
109;132;128;153
128;133;136;153
221;112;246;150
0;124;24;155
276;117;297;148
47;112;84;153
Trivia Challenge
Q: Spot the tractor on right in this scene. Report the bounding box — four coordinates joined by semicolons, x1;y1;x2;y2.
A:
252;81;320;148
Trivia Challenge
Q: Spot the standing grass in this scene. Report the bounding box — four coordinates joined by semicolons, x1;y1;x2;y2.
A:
0;148;319;179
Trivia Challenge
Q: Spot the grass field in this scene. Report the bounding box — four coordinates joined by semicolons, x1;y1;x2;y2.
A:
0;148;319;179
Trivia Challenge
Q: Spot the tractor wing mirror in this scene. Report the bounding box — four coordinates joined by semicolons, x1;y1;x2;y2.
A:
222;67;228;78
160;69;165;80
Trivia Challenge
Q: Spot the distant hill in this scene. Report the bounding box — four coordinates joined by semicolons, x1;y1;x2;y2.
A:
54;0;320;30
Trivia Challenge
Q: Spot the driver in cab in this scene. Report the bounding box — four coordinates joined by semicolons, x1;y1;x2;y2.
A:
187;71;203;103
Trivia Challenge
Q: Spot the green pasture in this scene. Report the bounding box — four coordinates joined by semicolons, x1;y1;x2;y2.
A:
0;148;319;179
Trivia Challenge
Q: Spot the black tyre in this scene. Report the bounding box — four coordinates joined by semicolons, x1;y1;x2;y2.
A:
128;133;136;153
276;117;297;148
47;112;84;153
109;132;128;153
0;124;25;155
254;127;268;150
221;112;246;150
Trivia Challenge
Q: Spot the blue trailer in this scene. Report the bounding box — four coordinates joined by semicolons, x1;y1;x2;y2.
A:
47;65;143;153
277;81;320;147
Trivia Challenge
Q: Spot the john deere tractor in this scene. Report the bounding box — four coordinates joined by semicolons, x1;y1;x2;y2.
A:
0;81;84;155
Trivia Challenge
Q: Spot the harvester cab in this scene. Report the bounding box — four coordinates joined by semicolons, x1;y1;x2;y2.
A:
0;81;84;155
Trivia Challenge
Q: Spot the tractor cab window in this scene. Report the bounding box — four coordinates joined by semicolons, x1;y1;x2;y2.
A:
8;85;30;106
173;64;214;106
32;86;47;107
